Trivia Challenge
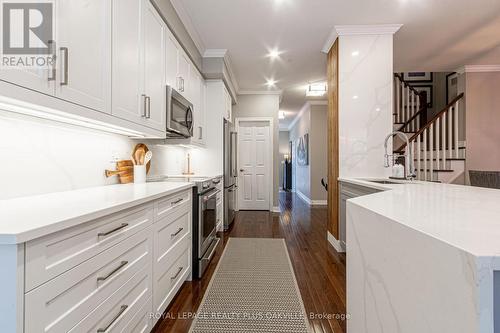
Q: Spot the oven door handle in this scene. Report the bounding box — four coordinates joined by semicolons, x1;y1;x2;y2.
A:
203;189;220;202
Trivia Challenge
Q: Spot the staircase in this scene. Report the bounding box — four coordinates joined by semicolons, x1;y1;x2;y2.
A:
393;74;465;183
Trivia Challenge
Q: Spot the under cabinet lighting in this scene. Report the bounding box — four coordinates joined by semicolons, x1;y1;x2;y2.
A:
0;95;146;137
306;82;327;97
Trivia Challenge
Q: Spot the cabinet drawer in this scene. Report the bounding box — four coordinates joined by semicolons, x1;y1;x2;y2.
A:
153;236;190;315
26;204;154;291
155;189;191;219
25;227;153;333
123;296;153;333
68;265;152;333
154;202;191;260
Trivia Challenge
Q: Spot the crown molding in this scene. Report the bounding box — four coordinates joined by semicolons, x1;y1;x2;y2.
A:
321;29;338;54
168;0;206;55
238;90;283;96
322;24;402;54
457;65;500;73
334;24;403;36
203;49;228;58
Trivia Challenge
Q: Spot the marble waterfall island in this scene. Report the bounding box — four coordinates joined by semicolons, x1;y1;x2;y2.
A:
346;180;500;333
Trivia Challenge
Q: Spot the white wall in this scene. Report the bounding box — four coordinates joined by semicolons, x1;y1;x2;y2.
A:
279;131;290;189
232;94;280;208
289;107;311;199
0;111;135;200
289;103;328;203
338;34;394;178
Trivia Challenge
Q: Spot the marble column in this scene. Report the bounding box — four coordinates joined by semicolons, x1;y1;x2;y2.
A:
334;25;401;178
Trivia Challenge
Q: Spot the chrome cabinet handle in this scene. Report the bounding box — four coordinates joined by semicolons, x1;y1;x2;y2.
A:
171;267;183;280
97;305;128;332
171;198;183;205
177;76;183;92
47;40;56;81
141;94;147;117
60;47;68;86
199;126;202;140
145;96;151;119
98;223;128;238
171;227;183;238
97;261;128;282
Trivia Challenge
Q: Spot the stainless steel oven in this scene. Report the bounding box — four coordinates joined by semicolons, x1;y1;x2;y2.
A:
199;188;218;258
166;85;193;138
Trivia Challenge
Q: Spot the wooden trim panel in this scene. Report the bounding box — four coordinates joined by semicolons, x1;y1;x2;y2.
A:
327;40;339;238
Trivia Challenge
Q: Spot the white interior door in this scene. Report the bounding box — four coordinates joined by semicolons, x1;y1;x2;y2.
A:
237;121;270;210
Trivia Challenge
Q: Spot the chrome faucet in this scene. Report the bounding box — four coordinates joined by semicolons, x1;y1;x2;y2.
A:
384;131;416;180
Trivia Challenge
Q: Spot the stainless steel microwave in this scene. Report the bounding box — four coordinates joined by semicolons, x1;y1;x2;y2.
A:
166;85;193;138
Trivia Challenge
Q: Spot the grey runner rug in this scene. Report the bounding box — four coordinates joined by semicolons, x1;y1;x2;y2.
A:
189;238;310;333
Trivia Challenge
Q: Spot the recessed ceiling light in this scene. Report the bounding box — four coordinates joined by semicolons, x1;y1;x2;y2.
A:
279;111;286;119
266;79;277;87
351;51;360;57
352;95;359;100
268;49;280;59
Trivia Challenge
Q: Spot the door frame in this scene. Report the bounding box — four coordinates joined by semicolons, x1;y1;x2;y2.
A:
234;117;274;212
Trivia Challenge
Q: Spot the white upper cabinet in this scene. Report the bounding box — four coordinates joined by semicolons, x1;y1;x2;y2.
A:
143;1;166;131
223;86;232;122
190;69;205;145
178;52;190;97
55;0;111;113
164;29;192;99
0;0;111;108
165;31;179;90
112;0;166;132
111;0;143;123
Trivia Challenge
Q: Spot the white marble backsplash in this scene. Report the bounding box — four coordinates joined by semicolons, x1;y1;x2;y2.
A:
0;111;136;199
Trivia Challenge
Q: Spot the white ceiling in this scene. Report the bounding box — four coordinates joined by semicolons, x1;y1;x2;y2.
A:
173;0;500;129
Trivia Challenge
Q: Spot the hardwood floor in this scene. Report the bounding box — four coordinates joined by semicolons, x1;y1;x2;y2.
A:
152;191;347;333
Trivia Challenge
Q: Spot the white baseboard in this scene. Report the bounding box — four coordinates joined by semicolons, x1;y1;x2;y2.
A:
296;190;311;205
327;231;346;253
272;206;281;213
296;190;327;206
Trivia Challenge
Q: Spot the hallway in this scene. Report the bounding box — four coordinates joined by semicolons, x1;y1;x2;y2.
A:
153;191;346;333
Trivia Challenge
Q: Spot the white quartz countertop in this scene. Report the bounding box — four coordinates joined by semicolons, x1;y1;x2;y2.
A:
0;182;193;244
341;177;500;257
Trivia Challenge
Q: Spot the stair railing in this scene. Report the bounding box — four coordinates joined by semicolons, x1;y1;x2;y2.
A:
394;73;427;133
396;93;464;181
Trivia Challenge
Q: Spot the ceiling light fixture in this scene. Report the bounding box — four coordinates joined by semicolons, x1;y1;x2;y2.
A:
351;50;360;57
268;49;280;59
266;79;277;87
279;111;286;119
306;82;327;97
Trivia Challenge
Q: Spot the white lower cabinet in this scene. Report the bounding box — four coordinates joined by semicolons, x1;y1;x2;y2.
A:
20;188;193;333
